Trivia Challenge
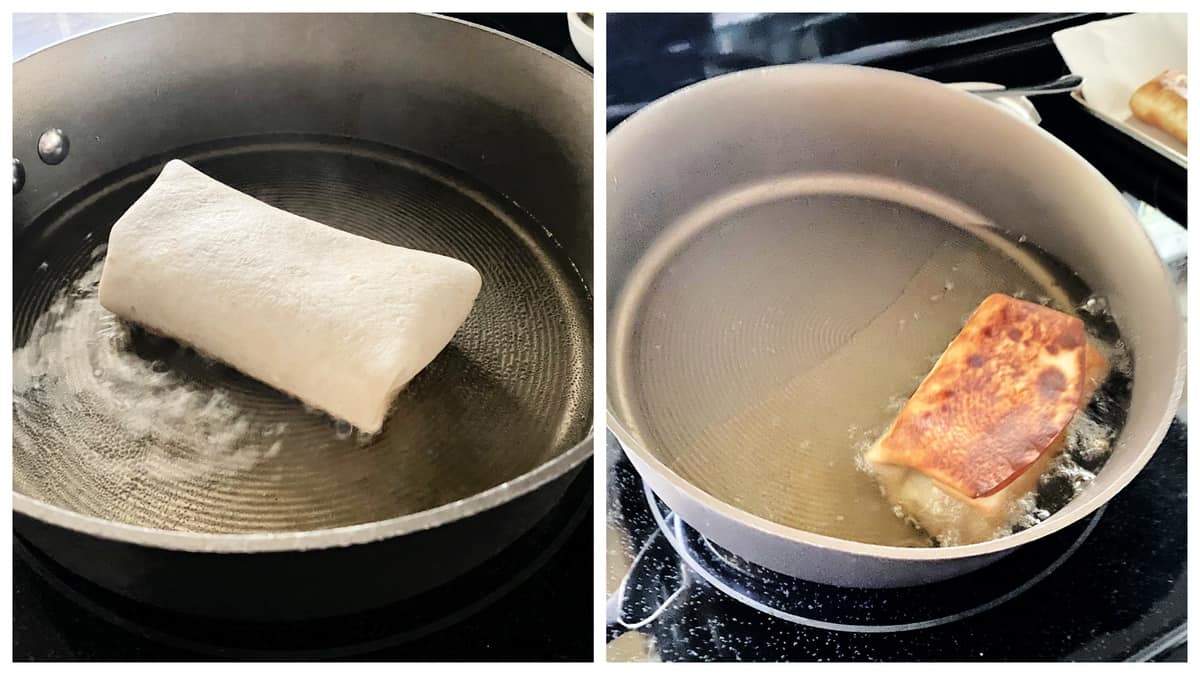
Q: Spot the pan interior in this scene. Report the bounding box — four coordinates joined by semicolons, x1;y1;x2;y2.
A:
610;176;1126;547
13;136;592;534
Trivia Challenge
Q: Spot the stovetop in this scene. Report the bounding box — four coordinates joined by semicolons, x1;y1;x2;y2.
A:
11;13;592;662
15;459;592;662
607;429;1186;661
605;12;1187;662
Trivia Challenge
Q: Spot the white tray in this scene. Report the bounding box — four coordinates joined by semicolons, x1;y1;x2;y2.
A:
1052;13;1187;168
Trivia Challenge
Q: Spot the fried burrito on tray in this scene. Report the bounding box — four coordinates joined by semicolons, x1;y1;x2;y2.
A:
865;293;1109;545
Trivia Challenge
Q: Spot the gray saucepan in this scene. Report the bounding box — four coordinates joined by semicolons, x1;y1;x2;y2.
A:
607;64;1182;589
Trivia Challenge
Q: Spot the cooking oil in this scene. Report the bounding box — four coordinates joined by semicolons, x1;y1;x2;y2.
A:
612;188;1129;547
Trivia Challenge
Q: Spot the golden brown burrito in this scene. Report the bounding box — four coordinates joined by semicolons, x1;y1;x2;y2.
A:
1130;70;1188;145
865;294;1108;545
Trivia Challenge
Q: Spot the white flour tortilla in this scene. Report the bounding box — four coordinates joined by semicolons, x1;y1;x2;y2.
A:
99;160;482;433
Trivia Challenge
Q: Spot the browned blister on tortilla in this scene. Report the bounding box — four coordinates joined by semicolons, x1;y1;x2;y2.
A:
867;293;1089;500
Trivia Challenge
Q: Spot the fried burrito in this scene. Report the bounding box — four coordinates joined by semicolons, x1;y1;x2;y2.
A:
865;294;1108;545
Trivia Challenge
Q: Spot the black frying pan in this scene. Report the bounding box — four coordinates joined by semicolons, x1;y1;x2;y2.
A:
12;13;593;620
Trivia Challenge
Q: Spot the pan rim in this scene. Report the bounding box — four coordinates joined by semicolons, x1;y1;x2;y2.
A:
12;10;595;553
13;12;595;83
606;62;1185;564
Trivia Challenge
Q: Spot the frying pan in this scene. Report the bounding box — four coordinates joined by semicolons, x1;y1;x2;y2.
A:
12;13;592;620
607;65;1183;589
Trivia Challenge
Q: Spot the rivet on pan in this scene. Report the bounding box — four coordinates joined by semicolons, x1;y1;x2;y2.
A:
13;158;25;193
37;128;70;165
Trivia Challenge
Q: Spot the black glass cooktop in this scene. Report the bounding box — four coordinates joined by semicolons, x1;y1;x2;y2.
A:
449;12;592;71
606;12;1186;662
15;460;591;661
607;429;1185;661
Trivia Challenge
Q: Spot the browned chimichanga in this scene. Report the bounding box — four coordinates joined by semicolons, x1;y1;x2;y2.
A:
865;294;1108;545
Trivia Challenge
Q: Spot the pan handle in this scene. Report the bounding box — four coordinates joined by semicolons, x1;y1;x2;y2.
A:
605;529;688;642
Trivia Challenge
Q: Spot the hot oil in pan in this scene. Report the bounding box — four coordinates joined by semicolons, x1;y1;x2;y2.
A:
12;136;592;534
611;189;1130;547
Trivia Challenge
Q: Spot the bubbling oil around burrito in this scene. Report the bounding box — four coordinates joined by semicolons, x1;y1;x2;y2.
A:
614;192;1131;548
14;137;594;534
859;294;1132;547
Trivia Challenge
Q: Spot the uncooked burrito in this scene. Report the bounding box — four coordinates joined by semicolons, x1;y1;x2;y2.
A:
865;294;1108;545
98;160;482;433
